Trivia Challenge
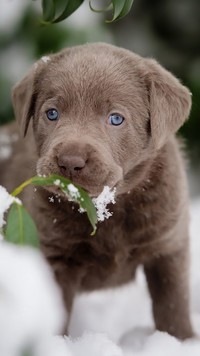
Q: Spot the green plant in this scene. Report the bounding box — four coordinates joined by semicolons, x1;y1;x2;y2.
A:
41;0;134;24
3;174;98;247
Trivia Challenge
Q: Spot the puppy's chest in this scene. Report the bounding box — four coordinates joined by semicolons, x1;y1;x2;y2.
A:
60;197;160;289
40;192;165;289
63;220;155;291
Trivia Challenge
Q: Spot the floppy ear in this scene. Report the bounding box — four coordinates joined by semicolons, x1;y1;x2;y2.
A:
143;59;192;149
12;65;37;137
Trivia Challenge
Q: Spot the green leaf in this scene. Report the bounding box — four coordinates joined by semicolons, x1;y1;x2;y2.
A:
53;0;84;24
42;0;55;21
31;174;97;234
5;203;39;248
42;0;78;24
108;0;134;22
53;0;69;19
70;184;97;235
11;178;33;197
0;227;4;238
110;0;126;21
89;0;134;22
12;174;98;235
42;0;133;24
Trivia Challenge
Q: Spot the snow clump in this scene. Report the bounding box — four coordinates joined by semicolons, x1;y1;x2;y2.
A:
41;56;51;63
93;186;116;222
0;242;66;356
67;184;80;200
54;179;61;186
0;185;21;228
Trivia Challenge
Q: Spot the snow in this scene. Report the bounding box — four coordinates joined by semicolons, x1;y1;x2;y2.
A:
0;133;19;161
53;177;117;220
66;332;123;356
54;179;61;186
35;336;73;356
0;192;200;355
93;186;116;221
53;180;81;200
0;185;21;228
41;56;51;63
68;184;80;200
49;196;55;203
34;333;123;356
0;243;66;356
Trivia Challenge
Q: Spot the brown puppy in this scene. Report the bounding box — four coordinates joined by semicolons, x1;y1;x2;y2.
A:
0;43;194;339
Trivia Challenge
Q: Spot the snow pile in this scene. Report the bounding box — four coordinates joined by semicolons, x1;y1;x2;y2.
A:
0;185;21;228
93;186;116;221
0;243;66;356
65;332;123;356
35;333;122;356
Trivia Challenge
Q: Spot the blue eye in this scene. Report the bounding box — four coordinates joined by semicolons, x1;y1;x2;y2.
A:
108;113;124;126
46;108;59;121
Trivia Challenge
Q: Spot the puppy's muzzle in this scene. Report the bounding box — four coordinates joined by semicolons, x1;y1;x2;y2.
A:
57;152;86;179
45;141;122;195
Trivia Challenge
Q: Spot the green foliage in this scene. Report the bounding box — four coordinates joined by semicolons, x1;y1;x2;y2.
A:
4;174;97;248
41;0;134;24
89;0;134;22
42;0;84;24
109;0;134;22
12;175;98;235
5;203;39;248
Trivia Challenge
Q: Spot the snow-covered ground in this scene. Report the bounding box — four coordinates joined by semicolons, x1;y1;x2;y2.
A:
1;197;199;356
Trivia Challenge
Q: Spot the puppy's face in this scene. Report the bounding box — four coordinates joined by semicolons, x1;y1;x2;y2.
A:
12;44;191;196
31;46;150;196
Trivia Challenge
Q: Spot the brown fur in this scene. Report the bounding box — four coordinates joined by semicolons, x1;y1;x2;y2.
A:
0;43;194;339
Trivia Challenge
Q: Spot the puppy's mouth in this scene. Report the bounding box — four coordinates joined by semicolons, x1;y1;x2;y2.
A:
36;167;118;198
36;151;123;198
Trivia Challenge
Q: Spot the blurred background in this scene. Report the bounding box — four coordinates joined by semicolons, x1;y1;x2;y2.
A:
0;0;199;196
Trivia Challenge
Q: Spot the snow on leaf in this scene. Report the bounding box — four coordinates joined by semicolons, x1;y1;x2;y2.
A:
67;183;80;200
54;179;61;186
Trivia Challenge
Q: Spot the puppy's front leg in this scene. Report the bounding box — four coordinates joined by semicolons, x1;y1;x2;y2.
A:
53;263;76;335
40;245;76;335
144;244;194;339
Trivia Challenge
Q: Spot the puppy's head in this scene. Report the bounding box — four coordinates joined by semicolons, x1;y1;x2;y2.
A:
12;43;191;196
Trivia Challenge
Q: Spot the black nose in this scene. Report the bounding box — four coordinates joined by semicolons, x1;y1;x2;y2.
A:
57;154;86;177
